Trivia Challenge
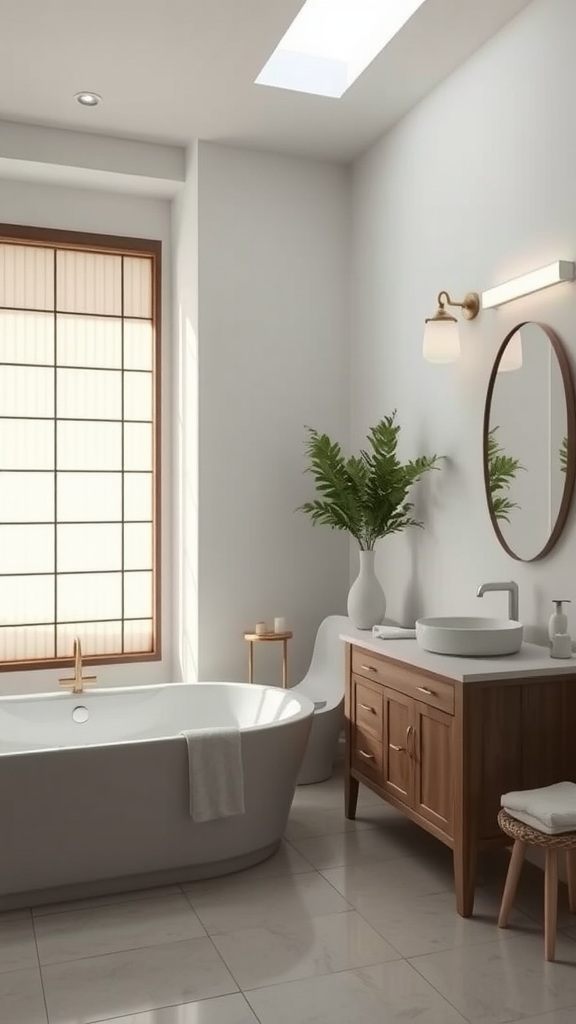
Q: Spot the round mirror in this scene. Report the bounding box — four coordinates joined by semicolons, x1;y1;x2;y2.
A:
483;322;576;562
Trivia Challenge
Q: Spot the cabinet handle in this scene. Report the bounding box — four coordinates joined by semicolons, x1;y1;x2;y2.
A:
361;664;377;673
406;725;414;756
389;743;406;752
358;749;375;760
417;686;434;696
359;703;375;713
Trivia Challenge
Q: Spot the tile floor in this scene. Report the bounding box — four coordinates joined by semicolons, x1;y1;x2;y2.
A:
3;763;576;1023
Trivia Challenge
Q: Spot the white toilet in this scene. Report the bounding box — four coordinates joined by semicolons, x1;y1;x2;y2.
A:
293;614;349;785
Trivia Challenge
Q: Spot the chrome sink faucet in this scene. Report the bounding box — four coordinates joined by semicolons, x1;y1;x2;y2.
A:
476;581;519;622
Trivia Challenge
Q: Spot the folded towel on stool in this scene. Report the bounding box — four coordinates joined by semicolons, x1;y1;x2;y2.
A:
501;781;576;835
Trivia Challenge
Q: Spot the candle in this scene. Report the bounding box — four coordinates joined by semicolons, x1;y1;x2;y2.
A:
274;617;286;633
551;633;572;659
255;621;267;636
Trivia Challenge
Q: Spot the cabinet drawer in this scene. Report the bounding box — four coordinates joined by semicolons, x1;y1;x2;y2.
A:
351;646;454;715
353;677;383;738
389;666;454;716
351;647;388;686
352;727;383;784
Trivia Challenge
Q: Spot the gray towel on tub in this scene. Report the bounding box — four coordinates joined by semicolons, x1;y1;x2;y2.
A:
181;727;245;823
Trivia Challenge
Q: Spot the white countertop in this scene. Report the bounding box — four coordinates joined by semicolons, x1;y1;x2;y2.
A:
340;627;576;682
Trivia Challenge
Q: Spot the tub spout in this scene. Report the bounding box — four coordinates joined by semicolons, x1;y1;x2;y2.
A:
59;637;97;694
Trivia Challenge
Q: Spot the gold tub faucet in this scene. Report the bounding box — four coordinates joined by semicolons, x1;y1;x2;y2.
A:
59;637;97;694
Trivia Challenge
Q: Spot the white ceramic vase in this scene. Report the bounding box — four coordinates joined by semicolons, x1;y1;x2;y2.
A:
347;549;386;630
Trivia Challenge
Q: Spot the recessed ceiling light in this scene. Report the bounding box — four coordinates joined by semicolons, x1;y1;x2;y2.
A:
75;92;102;107
256;0;429;99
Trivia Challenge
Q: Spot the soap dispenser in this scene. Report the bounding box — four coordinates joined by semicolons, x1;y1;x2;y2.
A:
548;600;571;646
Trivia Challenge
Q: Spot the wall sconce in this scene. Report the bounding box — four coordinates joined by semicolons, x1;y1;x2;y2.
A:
423;290;480;363
482;261;576;309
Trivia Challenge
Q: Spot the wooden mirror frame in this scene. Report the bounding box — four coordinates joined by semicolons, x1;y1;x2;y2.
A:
482;322;576;562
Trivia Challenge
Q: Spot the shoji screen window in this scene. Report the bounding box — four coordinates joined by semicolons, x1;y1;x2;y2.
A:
0;226;161;668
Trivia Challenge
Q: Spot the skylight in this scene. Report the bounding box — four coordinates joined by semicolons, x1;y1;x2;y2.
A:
256;0;429;99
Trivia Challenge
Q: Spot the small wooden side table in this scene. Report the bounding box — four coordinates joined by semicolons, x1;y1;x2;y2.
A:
243;631;293;688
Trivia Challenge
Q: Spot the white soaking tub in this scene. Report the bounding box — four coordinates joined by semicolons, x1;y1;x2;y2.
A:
0;682;314;909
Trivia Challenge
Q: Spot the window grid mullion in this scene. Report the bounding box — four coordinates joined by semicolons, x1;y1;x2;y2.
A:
0;234;158;663
53;247;58;659
121;255;125;653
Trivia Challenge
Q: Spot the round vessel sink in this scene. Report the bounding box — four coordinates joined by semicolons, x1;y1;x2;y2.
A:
416;616;523;657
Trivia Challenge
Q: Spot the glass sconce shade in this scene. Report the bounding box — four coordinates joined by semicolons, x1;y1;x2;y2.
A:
423;318;460;363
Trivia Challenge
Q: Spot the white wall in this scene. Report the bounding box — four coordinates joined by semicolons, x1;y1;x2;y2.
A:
0;178;174;693
193;142;351;686
172;145;200;682
351;0;576;644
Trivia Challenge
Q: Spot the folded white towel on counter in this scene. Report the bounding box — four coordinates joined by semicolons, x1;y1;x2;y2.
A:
501;781;576;835
182;727;245;824
372;625;416;640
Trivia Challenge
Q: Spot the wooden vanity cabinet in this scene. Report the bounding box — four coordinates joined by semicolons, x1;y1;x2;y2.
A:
344;642;576;918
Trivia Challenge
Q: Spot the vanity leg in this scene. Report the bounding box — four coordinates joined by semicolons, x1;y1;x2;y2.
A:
453;838;478;918
345;773;359;819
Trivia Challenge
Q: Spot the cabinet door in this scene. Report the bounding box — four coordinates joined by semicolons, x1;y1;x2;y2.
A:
382;688;413;807
413;702;454;837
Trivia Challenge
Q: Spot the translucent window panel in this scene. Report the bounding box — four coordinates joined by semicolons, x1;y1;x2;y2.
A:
0;311;54;365
0;625;55;662
0;472;54;523
0;574;54;625
124;571;152;618
124;472;152;521
124;523;152;571
124;320;153;370
57;471;121;522
0;244;54;311
124;371;152;421
123;256;152;319
56;250;122;316
0;525;54;575
58;572;122;622
0;365;54;418
57;523;122;573
57;314;122;369
124;618;154;654
0;419;54;470
124;422;153;471
57;368;122;420
57;621;122;658
57;421;122;471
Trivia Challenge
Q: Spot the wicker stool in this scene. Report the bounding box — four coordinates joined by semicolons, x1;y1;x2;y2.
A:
497;808;576;960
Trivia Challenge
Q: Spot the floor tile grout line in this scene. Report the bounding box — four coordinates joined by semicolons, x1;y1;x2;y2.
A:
30;910;50;1024
234;951;407;995
84;990;246;1024
282;834;320;871
402;955;473;1023
34;932;222;970
31;889;189;920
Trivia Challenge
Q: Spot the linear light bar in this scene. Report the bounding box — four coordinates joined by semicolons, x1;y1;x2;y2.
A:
256;0;429;99
481;261;576;310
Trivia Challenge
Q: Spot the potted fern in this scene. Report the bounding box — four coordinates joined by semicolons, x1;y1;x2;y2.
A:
299;413;442;628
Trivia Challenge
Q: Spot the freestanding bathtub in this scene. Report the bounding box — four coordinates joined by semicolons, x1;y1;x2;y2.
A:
0;682;314;909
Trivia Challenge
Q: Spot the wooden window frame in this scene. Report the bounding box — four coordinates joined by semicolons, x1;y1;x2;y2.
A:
0;223;162;670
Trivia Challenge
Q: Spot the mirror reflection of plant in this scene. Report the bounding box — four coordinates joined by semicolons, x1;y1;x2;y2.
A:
560;435;568;474
487;426;525;523
299;412;442;551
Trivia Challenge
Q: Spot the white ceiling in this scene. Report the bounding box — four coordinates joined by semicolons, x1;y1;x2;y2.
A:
0;0;532;163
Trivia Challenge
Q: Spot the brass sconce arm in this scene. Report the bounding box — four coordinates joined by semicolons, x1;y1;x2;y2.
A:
436;290;480;321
